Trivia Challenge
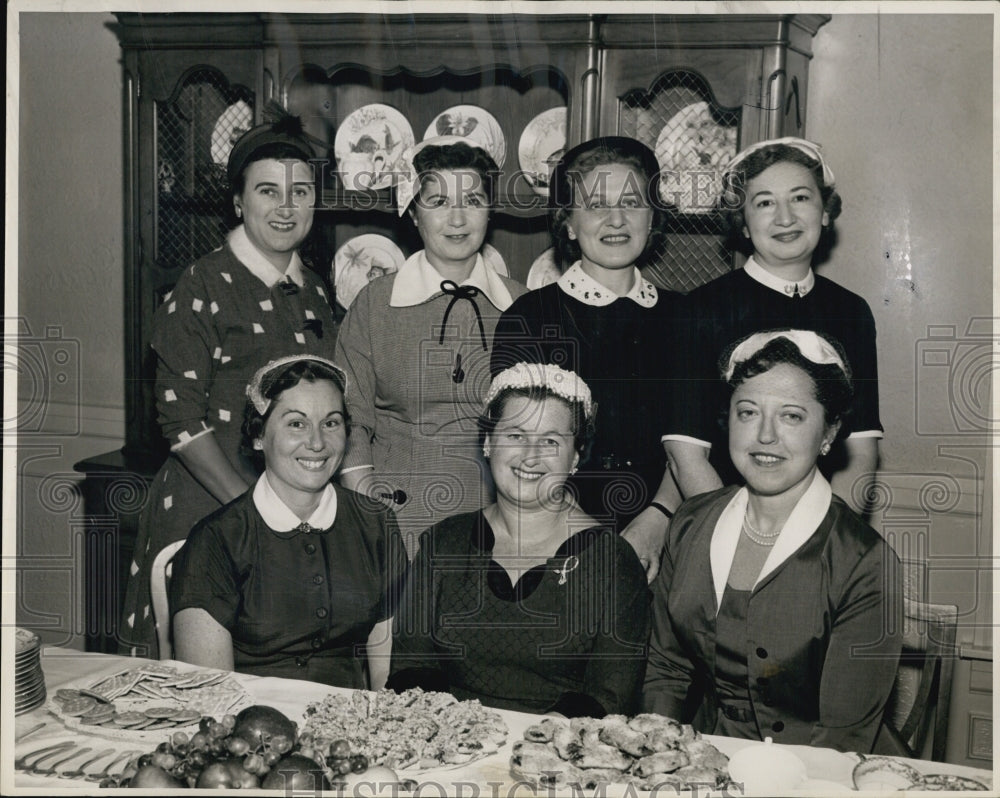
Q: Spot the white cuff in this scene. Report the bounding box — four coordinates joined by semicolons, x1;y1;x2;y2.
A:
170;424;215;452
339;464;375;475
660;434;712;449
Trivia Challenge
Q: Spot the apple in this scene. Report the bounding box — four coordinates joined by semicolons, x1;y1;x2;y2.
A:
260;754;331;791
129;764;185;788
195;760;260;789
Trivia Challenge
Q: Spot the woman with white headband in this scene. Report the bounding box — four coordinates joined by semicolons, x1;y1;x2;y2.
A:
170;355;407;689
335;137;526;555
389;362;649;718
664;137;882;515
644;331;901;753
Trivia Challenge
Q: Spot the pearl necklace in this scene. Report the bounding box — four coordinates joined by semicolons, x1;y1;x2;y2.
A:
742;511;781;547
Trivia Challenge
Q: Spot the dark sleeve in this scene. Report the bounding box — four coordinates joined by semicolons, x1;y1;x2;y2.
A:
843;297;883;436
665;290;723;445
642;513;702;720
578;535;651;716
490;294;539;377
812;536;902;752
169;510;243;629
389;527;447;683
378;507;410;622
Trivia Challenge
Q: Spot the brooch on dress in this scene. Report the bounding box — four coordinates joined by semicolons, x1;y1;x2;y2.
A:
553;556;580;585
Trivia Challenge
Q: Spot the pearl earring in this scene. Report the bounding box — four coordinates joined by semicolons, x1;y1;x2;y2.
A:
482;442;491;458
235;207;242;218
820;442;831;456
253;439;263;451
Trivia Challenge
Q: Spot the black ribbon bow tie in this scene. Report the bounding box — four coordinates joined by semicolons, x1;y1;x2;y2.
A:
279;278;300;296
438;280;488;383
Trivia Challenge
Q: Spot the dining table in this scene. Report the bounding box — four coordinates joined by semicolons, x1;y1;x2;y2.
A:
6;647;994;795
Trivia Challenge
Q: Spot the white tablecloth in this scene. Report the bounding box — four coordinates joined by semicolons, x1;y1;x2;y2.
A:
6;648;994;794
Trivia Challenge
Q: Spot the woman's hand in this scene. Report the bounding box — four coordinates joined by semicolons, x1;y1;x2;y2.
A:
173;608;235;671
621;507;669;582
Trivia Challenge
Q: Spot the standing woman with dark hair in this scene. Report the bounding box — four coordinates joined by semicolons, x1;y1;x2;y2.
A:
664;138;882;513
120;116;339;658
491;136;683;580
335;137;526;555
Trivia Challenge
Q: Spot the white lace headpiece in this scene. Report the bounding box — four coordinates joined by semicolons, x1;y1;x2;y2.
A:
246;354;347;415
485;362;595;421
723;330;849;382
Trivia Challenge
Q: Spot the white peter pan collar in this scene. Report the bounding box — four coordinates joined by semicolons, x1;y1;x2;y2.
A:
709;470;832;613
253;472;338;531
389;250;514;310
228;225;306;289
557;262;658;308
744;255;815;298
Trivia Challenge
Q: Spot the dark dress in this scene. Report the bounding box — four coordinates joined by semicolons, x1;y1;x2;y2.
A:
671;265;882;486
120;233;339;658
490;271;681;526
389;510;650;717
170;483;408;688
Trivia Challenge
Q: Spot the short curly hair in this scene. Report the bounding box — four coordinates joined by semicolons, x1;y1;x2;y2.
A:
240;359;350;473
721;331;854;428
407;142;500;212
720;143;842;257
549;138;665;269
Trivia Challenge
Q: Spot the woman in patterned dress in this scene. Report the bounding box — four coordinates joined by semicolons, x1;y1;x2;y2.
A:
335;137;526;555
119;117;339;658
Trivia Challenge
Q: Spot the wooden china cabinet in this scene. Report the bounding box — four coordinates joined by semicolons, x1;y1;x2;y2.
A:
76;11;829;652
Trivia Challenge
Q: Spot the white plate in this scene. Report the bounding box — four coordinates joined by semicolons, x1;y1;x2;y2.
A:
526;247;562;290
654;100;737;214
335;104;414;191
333;234;406;309
482;244;509;278
518;107;567;197
210;99;253;166
424;105;506;169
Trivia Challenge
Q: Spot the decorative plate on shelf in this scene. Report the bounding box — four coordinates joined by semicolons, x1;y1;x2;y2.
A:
654;101;737;214
518;107;567;197
210;100;253;166
335;104;414;191
526;247;562;290
424;105;506;169
482;243;510;278
333;234;406;310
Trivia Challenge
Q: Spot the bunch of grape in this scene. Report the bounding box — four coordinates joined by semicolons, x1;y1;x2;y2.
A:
100;713;295;788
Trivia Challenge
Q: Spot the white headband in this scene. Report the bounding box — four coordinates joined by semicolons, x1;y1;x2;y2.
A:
723;330;848;382
725;136;835;189
246;355;347;415
486;362;595;421
396;135;491;217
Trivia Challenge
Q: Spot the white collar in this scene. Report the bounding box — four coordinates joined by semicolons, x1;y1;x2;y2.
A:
228;225;306;289
743;255;815;298
252;472;338;531
389;250;514;310
709;470;832;613
557;262;658;308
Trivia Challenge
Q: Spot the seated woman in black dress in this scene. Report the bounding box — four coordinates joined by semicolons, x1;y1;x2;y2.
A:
170;355;408;689
644;331;901;753
389;362;649;717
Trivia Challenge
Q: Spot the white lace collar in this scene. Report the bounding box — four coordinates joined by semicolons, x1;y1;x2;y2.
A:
557;262;658;308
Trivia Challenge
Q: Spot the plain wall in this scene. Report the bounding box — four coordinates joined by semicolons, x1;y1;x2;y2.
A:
807;13;992;646
15;12;124;648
